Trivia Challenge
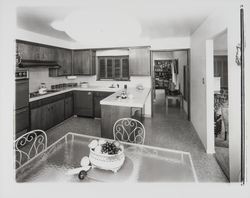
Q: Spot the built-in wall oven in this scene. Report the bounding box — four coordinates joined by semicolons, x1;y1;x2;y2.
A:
15;69;29;138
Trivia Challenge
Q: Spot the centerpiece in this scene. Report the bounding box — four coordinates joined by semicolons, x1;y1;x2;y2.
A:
88;139;125;172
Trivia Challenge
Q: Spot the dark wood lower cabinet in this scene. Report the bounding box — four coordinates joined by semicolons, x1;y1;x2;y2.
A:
30;95;65;131
15;107;29;134
65;96;73;119
30;90;114;131
30;107;42;130
74;91;93;117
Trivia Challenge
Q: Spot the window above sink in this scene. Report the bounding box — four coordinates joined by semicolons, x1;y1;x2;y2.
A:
97;56;129;81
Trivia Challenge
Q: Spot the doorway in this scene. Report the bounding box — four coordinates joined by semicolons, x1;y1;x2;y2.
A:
213;31;229;180
151;50;190;120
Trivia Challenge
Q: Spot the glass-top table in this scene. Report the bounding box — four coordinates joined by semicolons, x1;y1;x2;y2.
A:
16;132;198;182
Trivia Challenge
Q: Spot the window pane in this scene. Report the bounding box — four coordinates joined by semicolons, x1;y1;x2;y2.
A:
114;59;121;79
99;59;105;78
122;58;129;78
107;59;113;78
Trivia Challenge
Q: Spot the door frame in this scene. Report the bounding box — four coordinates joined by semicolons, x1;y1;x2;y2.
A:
150;49;191;120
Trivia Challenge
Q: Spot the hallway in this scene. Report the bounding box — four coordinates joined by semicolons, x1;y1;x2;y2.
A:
46;89;228;182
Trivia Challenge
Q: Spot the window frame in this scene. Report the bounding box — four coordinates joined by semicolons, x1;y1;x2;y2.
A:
97;56;129;81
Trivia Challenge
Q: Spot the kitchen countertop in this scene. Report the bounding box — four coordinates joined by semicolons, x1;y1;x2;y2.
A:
100;87;151;108
29;86;121;102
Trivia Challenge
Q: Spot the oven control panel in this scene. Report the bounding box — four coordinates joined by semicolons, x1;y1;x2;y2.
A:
16;70;29;79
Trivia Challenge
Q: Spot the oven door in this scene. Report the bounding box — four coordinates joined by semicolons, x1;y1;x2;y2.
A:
16;79;29;110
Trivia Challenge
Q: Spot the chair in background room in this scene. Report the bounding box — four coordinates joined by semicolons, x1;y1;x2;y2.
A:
14;130;47;169
113;118;145;144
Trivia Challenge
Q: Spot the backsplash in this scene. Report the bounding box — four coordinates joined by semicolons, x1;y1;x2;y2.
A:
28;68;151;92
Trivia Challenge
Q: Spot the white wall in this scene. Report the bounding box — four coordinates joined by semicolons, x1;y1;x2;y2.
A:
150;37;190;50
16;28;75;49
190;3;242;182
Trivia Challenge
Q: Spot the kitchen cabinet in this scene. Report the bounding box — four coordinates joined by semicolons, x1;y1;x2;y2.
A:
30;107;43;130
94;92;114;118
30;94;65;131
16;42;40;60
74;91;93;117
73;50;96;75
129;47;150;76
16;41;55;61
64;93;73;119
55;48;72;76
16;107;29;134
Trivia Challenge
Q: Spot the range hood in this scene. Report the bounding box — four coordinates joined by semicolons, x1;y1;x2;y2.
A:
18;59;61;68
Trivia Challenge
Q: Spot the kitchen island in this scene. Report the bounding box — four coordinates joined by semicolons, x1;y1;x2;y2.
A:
100;87;151;139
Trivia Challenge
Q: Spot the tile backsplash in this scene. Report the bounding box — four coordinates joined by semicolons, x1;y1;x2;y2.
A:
28;67;151;92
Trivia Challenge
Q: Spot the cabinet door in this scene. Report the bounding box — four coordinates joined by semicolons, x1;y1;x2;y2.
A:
39;46;56;61
129;47;150;76
30;107;42;130
17;42;40;60
16;107;29;134
65;96;73;119
73;50;95;75
73;50;84;74
41;104;52;130
51;99;65;126
74;91;93;117
56;48;72;76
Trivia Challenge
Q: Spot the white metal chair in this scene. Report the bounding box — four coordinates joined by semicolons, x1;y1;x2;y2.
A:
113;118;145;144
15;130;47;169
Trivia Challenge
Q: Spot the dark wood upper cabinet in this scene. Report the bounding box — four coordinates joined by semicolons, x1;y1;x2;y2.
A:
129;47;150;76
55;48;72;76
16;42;40;60
73;50;96;75
16;41;56;61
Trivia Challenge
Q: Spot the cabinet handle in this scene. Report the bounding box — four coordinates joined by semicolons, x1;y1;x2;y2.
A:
88;92;92;95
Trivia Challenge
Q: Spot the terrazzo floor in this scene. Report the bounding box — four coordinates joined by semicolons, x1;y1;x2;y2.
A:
46;89;228;182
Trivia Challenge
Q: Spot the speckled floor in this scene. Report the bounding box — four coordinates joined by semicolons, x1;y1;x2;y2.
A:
46;89;228;182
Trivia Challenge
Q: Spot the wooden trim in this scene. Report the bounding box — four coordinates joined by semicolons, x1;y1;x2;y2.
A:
151;49;189;53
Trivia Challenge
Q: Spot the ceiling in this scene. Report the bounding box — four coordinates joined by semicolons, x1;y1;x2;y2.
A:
214;31;227;50
16;0;220;44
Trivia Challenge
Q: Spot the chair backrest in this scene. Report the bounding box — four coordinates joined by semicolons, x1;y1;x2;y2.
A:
15;130;47;169
113;118;145;144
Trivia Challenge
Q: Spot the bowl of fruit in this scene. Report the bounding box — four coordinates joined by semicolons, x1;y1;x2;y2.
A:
88;139;125;172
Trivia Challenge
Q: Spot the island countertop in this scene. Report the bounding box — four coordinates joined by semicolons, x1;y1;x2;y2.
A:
100;87;151;108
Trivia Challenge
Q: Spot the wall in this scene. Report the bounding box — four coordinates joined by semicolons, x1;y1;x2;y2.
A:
16;28;75;49
190;3;242;182
150;37;190;50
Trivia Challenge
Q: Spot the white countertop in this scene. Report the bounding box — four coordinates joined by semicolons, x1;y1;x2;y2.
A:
100;87;151;108
29;86;120;102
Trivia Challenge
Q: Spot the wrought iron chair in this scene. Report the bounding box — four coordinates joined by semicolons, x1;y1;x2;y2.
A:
15;130;47;169
113;118;145;144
